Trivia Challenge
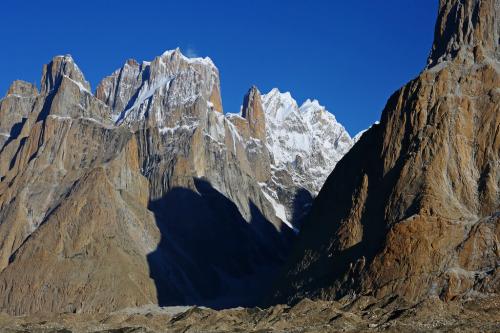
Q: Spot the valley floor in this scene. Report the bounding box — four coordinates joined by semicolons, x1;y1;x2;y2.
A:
0;295;498;333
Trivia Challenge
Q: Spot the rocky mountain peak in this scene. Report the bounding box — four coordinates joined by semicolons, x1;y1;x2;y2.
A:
125;58;139;67
427;0;499;67
241;85;266;141
96;48;222;126
0;80;39;148
160;47;216;67
277;0;499;306
41;54;90;94
261;88;353;195
0;43;356;314
300;98;321;111
6;80;38;97
261;88;298;122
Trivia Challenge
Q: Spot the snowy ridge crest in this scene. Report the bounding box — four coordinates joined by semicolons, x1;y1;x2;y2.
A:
96;48;220;127
261;88;353;195
94;49;356;231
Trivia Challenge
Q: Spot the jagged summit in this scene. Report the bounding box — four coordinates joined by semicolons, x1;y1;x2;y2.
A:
96;48;222;126
261;88;298;122
276;0;499;305
161;47;217;68
41;54;90;94
427;0;500;67
241;86;266;141
0;46;355;314
261;88;353;195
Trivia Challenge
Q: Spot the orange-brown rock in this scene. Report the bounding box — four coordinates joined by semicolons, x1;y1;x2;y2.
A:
241;86;266;142
276;0;499;305
0;80;38;148
0;294;498;332
0;51;293;315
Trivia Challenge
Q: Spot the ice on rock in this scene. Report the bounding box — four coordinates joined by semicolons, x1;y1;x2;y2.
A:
261;88;354;195
95;48;359;231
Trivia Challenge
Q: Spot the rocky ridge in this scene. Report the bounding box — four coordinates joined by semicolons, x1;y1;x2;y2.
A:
0;294;498;332
0;48;352;314
0;0;498;330
275;0;500;306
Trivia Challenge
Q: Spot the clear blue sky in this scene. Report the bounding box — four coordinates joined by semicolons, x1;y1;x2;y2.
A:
0;0;437;135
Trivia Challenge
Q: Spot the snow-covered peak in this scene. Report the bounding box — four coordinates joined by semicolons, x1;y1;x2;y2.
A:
299;98;322;112
96;48;221;126
261;88;299;122
160;48;216;69
299;99;340;127
261;88;353;195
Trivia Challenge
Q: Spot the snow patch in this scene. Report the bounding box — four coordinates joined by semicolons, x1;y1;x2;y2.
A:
259;183;298;233
48;114;72;121
161;48;216;69
117;75;174;124
64;75;90;94
6;93;32;99
261;88;354;194
158;122;199;135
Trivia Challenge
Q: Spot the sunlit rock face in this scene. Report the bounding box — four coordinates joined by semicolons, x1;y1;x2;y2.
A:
0;47;353;314
276;0;500;305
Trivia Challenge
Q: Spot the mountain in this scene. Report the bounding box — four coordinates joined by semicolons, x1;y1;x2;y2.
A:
275;0;499;304
260;88;352;227
0;49;352;314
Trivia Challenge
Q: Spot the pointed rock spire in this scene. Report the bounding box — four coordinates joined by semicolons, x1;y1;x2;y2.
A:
41;55;90;94
428;0;499;67
241;86;266;141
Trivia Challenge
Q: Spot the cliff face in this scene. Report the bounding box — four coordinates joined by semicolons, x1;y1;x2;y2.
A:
241;86;267;142
0;46;352;313
428;0;499;66
276;0;500;304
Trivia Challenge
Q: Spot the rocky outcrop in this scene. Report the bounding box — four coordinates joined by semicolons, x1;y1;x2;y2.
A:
41;55;90;94
96;48;223;127
0;60;152;315
0;46;353;314
0;294;498;332
275;0;499;305
241;86;266;141
428;0;499;66
262;88;352;195
259;89;353;228
0;81;38;148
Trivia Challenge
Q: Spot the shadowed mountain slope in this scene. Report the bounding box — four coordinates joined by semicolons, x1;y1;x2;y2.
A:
275;0;500;304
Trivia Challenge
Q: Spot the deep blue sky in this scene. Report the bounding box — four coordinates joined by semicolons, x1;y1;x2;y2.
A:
1;1;437;135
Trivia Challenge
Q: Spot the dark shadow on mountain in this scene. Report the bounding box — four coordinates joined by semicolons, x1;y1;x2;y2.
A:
1;118;27;152
274;91;424;304
146;177;296;309
114;66;152;124
290;188;313;230
8;137;27;170
1;89;58;168
429;1;460;64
